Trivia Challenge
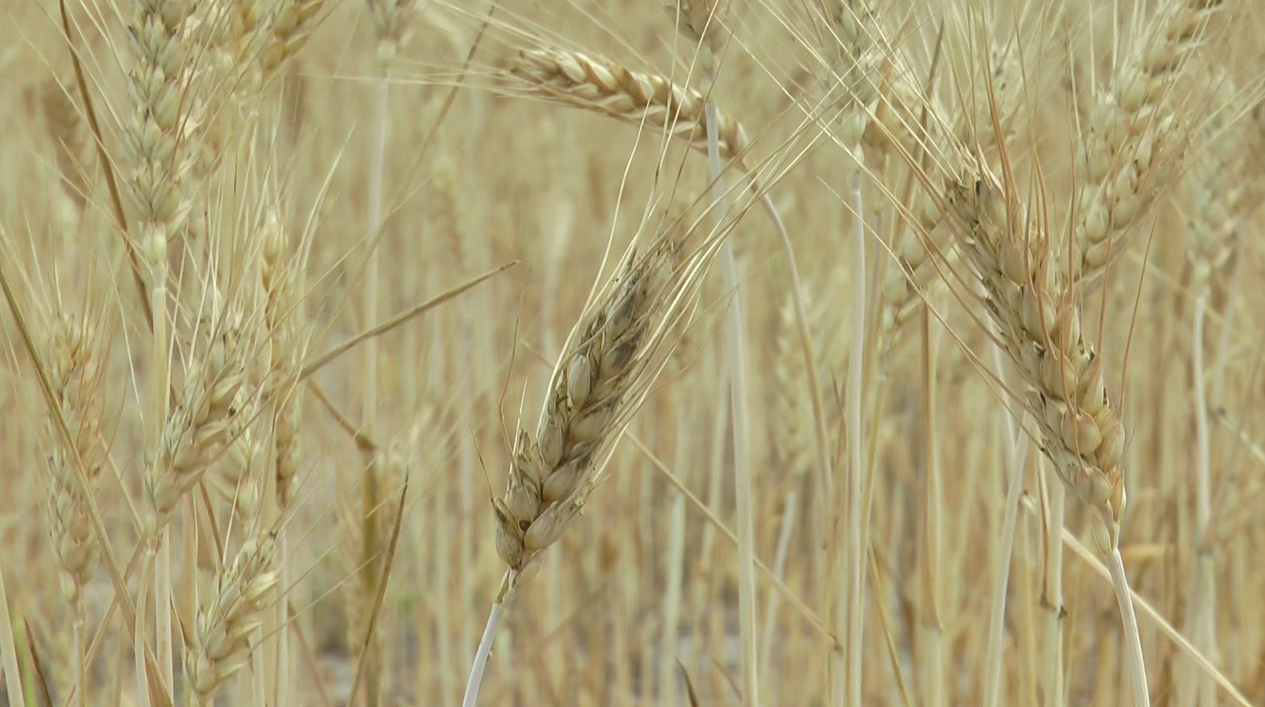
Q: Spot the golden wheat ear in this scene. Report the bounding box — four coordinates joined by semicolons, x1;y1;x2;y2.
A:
491;234;684;571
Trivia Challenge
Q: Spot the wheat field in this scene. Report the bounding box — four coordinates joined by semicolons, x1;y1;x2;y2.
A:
0;0;1263;705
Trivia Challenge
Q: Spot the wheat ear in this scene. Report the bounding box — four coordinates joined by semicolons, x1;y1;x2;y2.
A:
507;48;749;161
41;311;108;707
942;163;1146;706
466;232;698;707
1073;0;1223;286
492;237;684;569
184;529;280;705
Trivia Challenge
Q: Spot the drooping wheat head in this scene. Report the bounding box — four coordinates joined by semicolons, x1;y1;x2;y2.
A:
505;47;750;164
942;162;1127;542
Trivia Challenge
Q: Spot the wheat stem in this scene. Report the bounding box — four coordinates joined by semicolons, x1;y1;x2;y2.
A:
659;402;689;704
73;611;86;707
983;413;1031;707
1014;497;1251;707
1043;477;1067;707
462;577;512;707
919;306;944;707
759;489;797;691
1106;538;1151;707
1191;293;1215;707
843;172;865;707
706;86;760;707
0;559;23;707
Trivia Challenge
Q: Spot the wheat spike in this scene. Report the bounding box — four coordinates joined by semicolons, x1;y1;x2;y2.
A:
943;165;1126;536
507;47;750;162
184;529;280;704
493;235;685;571
144;286;256;538
260;209;305;508
1073;0;1223;286
1186;71;1254;292
121;0;208;264
42;312;107;605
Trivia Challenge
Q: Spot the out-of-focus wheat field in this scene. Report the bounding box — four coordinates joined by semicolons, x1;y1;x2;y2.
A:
1;0;1264;705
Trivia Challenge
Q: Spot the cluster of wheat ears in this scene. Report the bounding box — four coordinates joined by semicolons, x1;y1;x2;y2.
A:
0;0;1263;705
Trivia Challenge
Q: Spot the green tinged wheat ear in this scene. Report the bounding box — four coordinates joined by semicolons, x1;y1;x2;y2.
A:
260;209;305;508
493;236;683;570
144;287;256;537
1073;0;1223;286
42;312;108;605
122;0;207;264
184;529;280;704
